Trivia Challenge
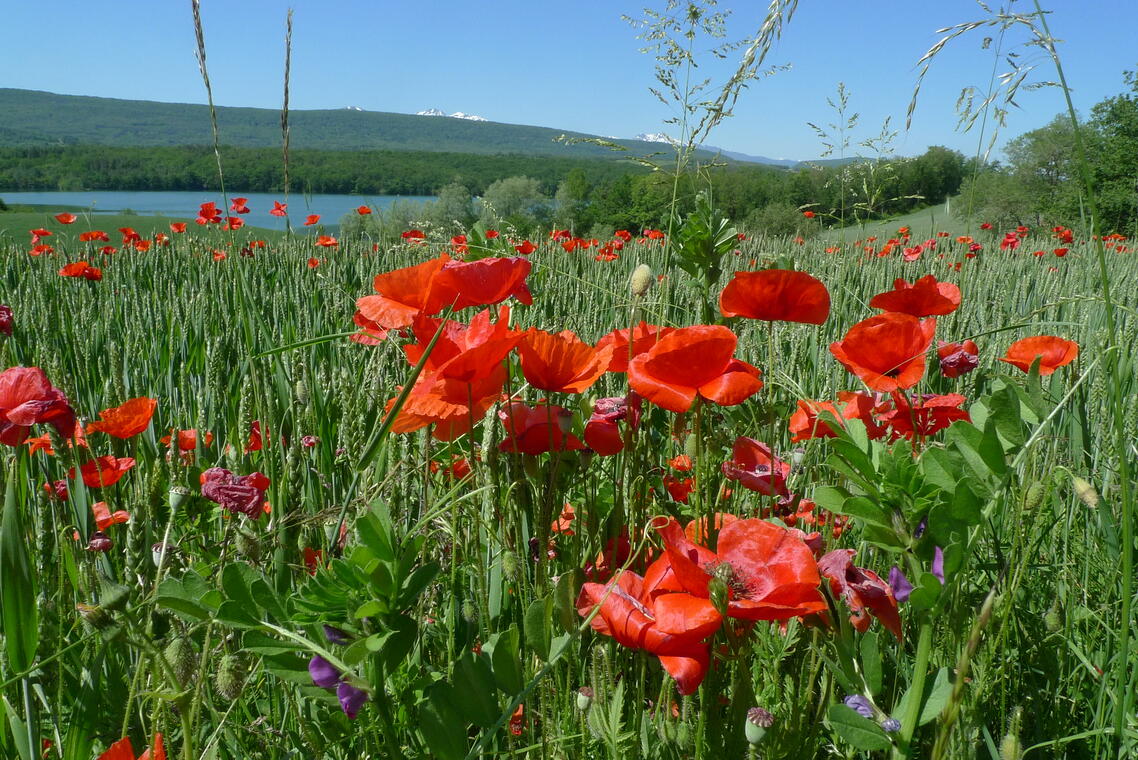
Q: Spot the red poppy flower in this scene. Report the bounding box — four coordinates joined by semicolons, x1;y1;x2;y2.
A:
721;438;790;496
628;325;762;413
583;395;640;455
54;212;77;224
162;429;213;451
596;322;676;373
230;197;250;214
87;397;157;439
303;547;325;575
829;313;936;392
79;230;109;242
269;201;287;217
402;228;425;241
577;566;717;695
168;222;186;234
387;364;507;441
74;455;136;488
663;475;695;503
97;733;165;760
655;517;827;621
514;239;536;255
869;275;961;317
879;392;969;439
356;205;372;215
200;467;271;519
499;401;584;455
719;269;830;324
315;235;338;248
517;329;612;394
303;214;321;226
30;228;51;238
818;549;901;639
0;367;76;446
937;339;979;378
802;210;815;219
402;306;521;382
999;336;1078;375
59;261;102;280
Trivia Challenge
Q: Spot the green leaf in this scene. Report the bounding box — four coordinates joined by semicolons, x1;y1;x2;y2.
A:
221;563;259;613
860;633;882;697
826;704;891;751
950;484;982;525
357;512;395;564
451;654;500;728
397;562;440;610
907;573;943;611
377;614;417;673
987;384;1026;447
242;630;304;656
420;687;469;760
250;578;287;622
1;460;38;674
487;625;523;695
524;596;553;661
553;569;584;634
918;668;953;725
215;600;261;629
920;446;961;492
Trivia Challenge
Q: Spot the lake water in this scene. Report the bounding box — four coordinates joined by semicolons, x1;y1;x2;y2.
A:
0;190;436;230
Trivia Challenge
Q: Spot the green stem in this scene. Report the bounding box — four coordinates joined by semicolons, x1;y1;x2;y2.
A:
895;619;933;759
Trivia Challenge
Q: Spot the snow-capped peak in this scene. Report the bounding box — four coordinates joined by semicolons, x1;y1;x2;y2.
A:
635;132;677;145
416;108;488;122
343;105;364;111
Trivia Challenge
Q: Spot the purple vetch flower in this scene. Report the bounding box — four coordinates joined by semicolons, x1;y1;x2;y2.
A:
914;518;927;539
844;695;874;719
881;717;902;733
323;625;352;645
932;547;945;584
889;566;913;602
337;680;368;719
308;655;340;688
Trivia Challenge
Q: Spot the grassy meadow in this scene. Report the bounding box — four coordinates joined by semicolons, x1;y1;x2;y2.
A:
0;202;1134;759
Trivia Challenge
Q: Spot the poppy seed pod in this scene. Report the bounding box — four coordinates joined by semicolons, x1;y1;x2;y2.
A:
745;707;774;744
630;264;653;297
168;486;190;511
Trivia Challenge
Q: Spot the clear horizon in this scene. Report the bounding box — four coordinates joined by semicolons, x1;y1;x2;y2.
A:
3;1;1136;162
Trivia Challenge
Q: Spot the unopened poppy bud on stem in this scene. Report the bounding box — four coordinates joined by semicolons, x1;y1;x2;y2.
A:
576;686;594;711
630;264;653;297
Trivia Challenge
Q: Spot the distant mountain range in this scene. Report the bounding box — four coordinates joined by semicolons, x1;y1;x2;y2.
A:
0;89;805;167
632;132;799;167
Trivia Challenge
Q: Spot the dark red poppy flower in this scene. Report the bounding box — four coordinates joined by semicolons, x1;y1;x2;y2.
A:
87;397;157;439
721;438;790;496
200;467;271;519
663;475;695;503
655;516;827;621
879;392;969;439
0;367;76;446
937;340;979;378
517;329;612;394
818;549;901;640
583;395;640;455
73;455;136;488
0;305;11;337
869;275;961;317
596;322;676;373
999;336;1078;375
628;325;762;413
719;269;831;324
830;313;936;392
498;401;584;455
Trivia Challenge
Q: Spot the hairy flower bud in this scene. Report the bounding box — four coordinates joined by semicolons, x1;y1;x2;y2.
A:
630;264;653;298
164;637;198;688
214;653;249;701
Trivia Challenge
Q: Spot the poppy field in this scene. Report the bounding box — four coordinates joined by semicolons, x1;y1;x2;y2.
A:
0;198;1135;760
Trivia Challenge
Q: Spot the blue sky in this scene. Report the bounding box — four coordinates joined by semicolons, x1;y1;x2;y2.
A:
4;0;1136;161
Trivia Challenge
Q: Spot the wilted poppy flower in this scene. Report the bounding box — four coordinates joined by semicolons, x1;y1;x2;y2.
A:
818;549;901;639
830;313;936;392
655;516;827;621
303;214;320;226
517;329;613;394
0;367;76;446
0;305;11;337
629;325;762;413
869;275;961;317
200;467;270;519
74;455;136;488
721;438;790;496
97;733;165;760
87;397;157;439
92;501;131;531
54;212;77;224
999;336;1078;375
719;269;831;324
937;340;979;378
499;401;584;455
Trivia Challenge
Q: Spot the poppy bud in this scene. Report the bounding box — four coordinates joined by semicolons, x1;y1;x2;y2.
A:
1071;476;1099;509
1022;482;1045;512
576;686;595;712
461;599;479;624
236;530;261;562
100;582;130;612
214;653;249;701
164;637;198;687
745;706;774;744
630;264;653;297
683;433;698;462
999;707;1023;760
501;550;519;580
1044;598;1064;633
76;602;114;631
